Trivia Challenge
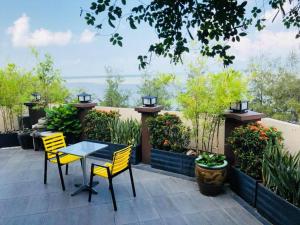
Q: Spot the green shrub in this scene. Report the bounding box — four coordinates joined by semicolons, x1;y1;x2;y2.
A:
262;142;300;207
83;109;120;142
228;122;282;179
109;118;141;146
147;113;191;153
45;104;81;137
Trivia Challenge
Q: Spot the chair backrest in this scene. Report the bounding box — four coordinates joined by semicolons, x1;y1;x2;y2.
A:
42;133;66;159
111;146;132;175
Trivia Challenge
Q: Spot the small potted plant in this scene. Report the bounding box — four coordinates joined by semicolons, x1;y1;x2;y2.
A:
195;152;228;196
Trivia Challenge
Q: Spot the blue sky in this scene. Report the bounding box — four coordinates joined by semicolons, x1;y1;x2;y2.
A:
0;0;299;79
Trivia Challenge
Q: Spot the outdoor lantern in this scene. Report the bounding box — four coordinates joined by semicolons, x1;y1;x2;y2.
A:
142;96;157;107
230;100;249;113
77;92;92;103
31;92;41;102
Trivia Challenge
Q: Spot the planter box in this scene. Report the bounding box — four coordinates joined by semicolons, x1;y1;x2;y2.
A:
256;183;300;225
88;140;141;165
0;133;19;148
229;167;259;206
17;133;34;149
151;148;196;177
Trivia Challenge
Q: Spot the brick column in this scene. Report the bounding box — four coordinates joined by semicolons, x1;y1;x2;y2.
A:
223;110;265;165
135;106;163;164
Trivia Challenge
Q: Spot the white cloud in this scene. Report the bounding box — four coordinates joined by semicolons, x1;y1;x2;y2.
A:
230;29;300;62
79;29;95;43
7;14;72;47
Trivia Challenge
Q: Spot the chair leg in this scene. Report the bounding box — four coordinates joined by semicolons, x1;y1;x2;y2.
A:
129;166;136;197
44;152;47;184
56;156;65;191
109;178;117;211
88;166;94;202
65;164;69;175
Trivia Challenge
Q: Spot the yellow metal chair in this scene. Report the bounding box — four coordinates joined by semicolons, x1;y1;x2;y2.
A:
88;146;136;211
42;133;82;191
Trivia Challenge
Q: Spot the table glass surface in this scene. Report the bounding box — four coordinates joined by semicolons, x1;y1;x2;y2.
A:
58;141;107;157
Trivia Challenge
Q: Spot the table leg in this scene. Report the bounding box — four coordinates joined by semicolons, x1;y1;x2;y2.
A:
71;157;99;196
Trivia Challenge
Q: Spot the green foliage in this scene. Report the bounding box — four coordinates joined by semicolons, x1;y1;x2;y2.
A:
109;118;141;146
262;142;300;207
138;73;176;110
32;50;69;108
83;109;120;142
228;122;283;180
100;68;129;107
178;69;249;152
249;53;300;123
147;113;191;153
45;104;81;137
83;1;274;68
0;64;34;132
196;152;226;168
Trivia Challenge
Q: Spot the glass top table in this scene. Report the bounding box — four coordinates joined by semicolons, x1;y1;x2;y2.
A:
58;141;108;196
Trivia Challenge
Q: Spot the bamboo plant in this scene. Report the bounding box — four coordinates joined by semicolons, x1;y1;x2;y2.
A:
177;69;249;153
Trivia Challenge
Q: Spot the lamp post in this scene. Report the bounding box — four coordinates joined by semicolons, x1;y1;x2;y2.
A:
230;100;249;113
135;96;162;164
31;92;41;102
77;92;92;103
142;96;157;107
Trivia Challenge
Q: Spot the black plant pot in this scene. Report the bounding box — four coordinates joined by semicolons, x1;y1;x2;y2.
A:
256;183;300;225
17;132;34;150
229;167;259;206
88;140;141;165
151;148;196;177
0;132;19;148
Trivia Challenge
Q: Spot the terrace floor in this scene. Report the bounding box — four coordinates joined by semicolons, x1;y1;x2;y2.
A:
0;147;269;225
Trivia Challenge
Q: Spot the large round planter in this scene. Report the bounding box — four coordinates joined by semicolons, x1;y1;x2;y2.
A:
17;132;34;150
195;161;228;196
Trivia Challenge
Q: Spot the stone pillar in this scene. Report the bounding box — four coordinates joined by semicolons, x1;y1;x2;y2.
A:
24;102;46;128
223;110;265;165
73;103;97;124
135;106;163;164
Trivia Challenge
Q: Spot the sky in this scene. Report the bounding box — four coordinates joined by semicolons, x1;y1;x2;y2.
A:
0;0;299;79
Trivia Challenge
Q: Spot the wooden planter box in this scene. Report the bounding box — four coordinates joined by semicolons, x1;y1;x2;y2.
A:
229;167;259;206
0;132;19;148
151;148;196;177
256;183;300;225
88;140;141;165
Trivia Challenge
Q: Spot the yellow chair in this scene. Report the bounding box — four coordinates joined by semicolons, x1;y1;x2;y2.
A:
42;133;82;191
88;146;136;211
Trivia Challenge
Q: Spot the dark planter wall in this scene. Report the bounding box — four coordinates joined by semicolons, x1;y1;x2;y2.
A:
229;167;258;206
88;140;141;165
256;183;300;225
0;133;19;148
151;148;196;177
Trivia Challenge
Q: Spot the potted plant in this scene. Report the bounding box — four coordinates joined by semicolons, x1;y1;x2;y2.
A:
257;142;300;225
177;69;249;194
147;113;194;176
228;122;283;205
195;152;228;196
45;104;81;144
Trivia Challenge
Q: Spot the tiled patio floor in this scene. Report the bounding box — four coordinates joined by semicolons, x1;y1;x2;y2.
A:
0;147;269;225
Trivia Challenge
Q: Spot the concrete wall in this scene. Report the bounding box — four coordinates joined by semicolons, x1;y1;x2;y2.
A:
95;106;299;155
262;118;300;155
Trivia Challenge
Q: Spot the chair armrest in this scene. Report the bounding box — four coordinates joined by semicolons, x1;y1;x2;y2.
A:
91;163;109;169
